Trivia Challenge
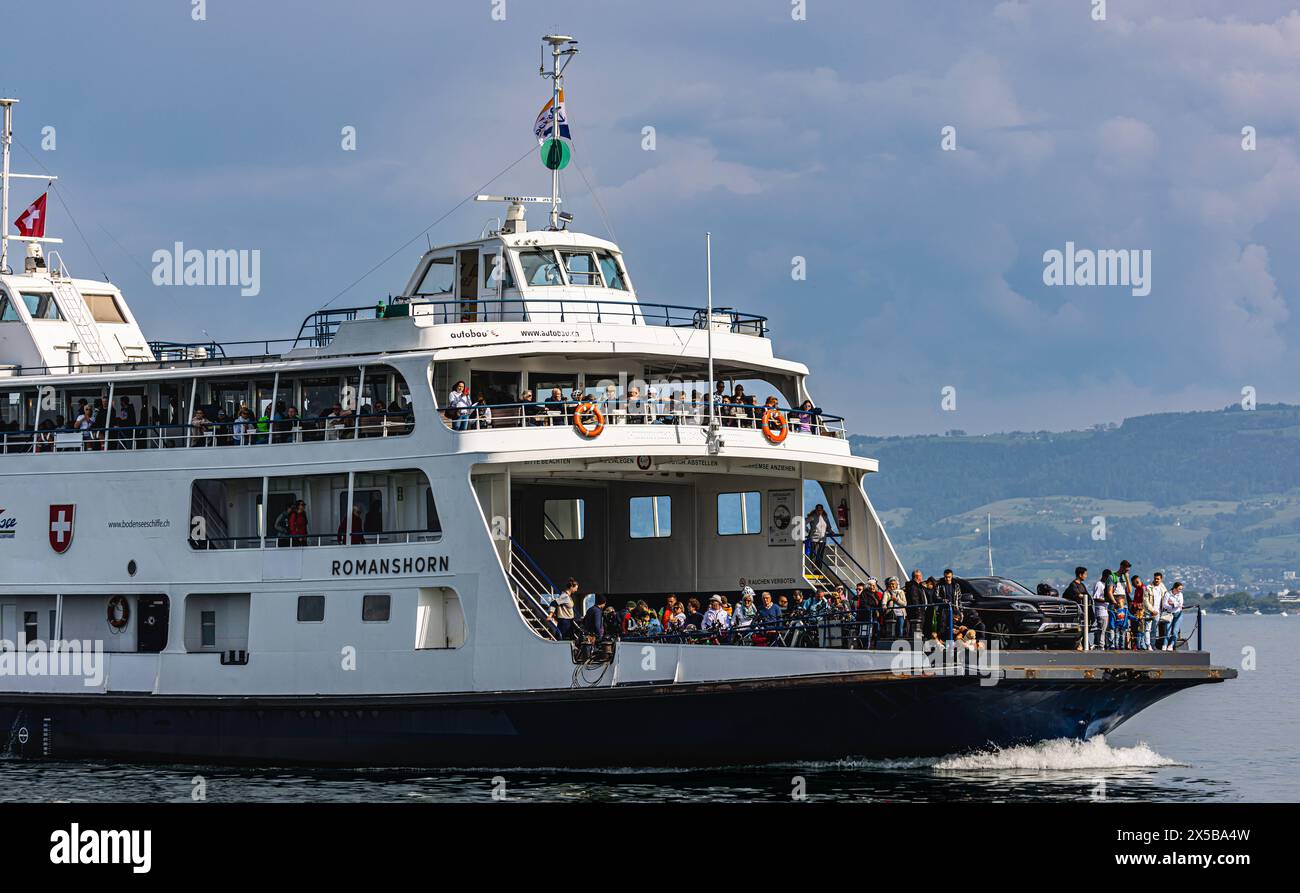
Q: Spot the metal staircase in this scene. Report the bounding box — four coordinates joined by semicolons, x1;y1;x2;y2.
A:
50;278;109;366
802;552;836;594
507;538;560;640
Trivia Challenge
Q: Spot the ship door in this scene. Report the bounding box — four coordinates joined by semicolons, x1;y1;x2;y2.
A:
457;249;479;322
137;596;169;653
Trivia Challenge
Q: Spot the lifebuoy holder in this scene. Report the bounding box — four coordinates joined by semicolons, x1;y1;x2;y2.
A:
573;402;605;438
106;595;131;631
761;408;789;444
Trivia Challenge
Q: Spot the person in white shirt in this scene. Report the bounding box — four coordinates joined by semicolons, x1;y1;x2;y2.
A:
702;595;732;636
447;381;472;431
1090;570;1111;650
1160;581;1185;650
1145;572;1167;651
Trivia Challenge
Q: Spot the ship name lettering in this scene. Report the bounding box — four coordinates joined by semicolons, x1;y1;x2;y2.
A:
330;556;450;576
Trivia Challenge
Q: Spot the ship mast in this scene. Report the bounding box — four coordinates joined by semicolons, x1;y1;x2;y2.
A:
540;35;578;230
0;98;61;274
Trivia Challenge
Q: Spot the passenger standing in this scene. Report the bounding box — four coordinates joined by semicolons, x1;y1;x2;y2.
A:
806;504;830;564
1129;575;1147;650
904;569;928;638
550;578;578;640
288;500;309;547
1161;582;1185;650
448;381;473;431
1091;569;1112;650
582;593;606;639
854;582;879;648
883;577;908;639
1063;567;1089;649
1145;572;1167;651
934;569;962;642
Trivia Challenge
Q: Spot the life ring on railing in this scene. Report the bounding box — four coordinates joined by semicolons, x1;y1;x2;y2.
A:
761;409;789;444
573;402;605;438
106;595;130;632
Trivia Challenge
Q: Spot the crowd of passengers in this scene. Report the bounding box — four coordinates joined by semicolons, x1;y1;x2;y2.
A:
444;380;827;432
1061;562;1188;651
541;571;989;651
3;395;413;452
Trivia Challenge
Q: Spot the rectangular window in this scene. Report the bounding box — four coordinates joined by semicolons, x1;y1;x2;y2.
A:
596;252;628;290
49;609;58;640
629;495;671;539
201;610;217;647
717;491;761;536
362;594;391;622
23;611;38;645
560;250;599;286
20;292;62;320
83;293;127;324
518;250;563;286
425;487;443;537
416;257;454;295
297;595;325;622
543;498;585;540
482;254;515;290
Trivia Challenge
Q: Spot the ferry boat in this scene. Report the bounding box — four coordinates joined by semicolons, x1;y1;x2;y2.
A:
0;43;1234;767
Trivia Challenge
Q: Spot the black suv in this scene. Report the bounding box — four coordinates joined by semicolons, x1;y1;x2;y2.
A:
956;576;1081;649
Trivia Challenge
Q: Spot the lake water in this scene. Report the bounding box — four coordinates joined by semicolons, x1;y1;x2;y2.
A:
0;616;1292;803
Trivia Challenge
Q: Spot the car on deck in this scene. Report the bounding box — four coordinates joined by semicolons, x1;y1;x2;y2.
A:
957;576;1082;649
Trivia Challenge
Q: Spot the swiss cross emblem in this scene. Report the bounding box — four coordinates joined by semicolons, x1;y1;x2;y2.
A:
49;504;75;554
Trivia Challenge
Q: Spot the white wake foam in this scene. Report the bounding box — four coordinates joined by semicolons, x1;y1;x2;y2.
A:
933;736;1182;772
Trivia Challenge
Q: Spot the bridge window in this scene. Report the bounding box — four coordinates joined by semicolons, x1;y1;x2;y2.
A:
560;250;600;286
518;249;563;286
83;293;127;324
717;491;761;536
20;292;62;320
482;253;515;290
0;294;20;321
543;497;585;540
630;495;671;538
416;257;454;295
597;252;627;290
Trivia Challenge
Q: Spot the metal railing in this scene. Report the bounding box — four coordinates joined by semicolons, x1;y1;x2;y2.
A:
507;538;561;640
294;298;769;349
0;410;414;455
189;529;442;550
439;400;846;439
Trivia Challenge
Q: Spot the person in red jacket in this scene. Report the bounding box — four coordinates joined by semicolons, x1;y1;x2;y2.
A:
288;500;309;547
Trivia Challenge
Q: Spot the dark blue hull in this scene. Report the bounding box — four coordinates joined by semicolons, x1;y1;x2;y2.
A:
0;671;1223;767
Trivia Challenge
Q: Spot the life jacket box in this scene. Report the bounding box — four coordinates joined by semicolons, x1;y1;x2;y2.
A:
384;303;410;318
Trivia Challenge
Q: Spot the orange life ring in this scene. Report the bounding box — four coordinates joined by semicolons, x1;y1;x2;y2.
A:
106;595;131;631
761;408;789;444
573;402;605;438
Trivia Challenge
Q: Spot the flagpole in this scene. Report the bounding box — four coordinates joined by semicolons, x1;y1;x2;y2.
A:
549;44;560;230
1;98;14;274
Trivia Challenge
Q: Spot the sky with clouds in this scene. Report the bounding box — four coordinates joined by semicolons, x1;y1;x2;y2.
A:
4;0;1298;434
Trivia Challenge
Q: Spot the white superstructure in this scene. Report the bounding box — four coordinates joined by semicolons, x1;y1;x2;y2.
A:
0;70;912;705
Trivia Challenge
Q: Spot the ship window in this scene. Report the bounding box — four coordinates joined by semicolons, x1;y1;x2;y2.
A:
200;611;217;647
23;611;38;645
297;595;325;622
339;490;382;538
560;250;599;286
416;257;454;295
20;292;62;320
362;594;391;622
83;293;127;324
543;498;585;540
518;249;563;286
596;252;627;290
630;495;671;539
0;294;20;321
717;491;761;536
425;487;442;536
482;254;515;290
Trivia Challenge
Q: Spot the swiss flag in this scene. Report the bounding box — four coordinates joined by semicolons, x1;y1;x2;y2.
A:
14;192;47;238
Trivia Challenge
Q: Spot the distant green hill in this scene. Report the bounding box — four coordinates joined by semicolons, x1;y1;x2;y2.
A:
849;404;1300;593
